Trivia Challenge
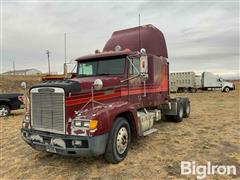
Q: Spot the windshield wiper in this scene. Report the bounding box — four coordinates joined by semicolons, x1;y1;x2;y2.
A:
78;74;92;77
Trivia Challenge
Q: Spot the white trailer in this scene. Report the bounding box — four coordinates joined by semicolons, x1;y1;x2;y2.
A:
170;72;198;93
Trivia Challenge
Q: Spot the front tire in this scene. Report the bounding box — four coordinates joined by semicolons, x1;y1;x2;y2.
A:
0;105;11;117
223;87;230;93
104;117;131;164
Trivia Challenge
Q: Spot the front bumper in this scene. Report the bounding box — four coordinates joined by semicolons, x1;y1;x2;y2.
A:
21;128;108;157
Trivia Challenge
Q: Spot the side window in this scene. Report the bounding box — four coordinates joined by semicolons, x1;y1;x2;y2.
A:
129;58;140;75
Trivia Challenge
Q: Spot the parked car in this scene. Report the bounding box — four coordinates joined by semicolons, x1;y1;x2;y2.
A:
0;93;25;117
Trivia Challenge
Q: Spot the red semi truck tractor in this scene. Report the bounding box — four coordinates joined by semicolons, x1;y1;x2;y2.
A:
21;24;190;163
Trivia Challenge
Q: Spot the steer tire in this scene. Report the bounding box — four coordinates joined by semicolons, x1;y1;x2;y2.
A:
0;104;11;117
223;87;230;93
104;117;131;164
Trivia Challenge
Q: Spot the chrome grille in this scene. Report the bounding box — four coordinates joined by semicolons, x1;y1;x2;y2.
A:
31;87;65;134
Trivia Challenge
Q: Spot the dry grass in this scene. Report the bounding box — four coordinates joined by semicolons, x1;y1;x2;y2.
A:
0;75;41;93
0;80;239;179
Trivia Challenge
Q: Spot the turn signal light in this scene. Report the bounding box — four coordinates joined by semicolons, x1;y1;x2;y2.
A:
89;120;98;130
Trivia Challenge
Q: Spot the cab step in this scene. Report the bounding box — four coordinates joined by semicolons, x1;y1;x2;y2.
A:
143;128;158;136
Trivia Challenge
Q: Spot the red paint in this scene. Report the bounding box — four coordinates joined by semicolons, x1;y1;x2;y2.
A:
65;84;168;106
64;53;169;137
29;25;170;138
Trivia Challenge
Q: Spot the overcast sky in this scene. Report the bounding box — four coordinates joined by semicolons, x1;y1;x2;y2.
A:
1;0;239;79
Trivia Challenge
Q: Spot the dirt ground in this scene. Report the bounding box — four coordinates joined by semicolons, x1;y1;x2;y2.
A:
0;81;239;179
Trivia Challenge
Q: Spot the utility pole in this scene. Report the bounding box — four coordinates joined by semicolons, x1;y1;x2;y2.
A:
13;61;15;75
46;50;51;74
64;33;67;64
64;33;68;77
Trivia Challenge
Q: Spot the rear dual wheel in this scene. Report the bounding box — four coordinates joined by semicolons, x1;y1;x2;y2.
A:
165;100;190;123
173;102;184;122
183;101;190;118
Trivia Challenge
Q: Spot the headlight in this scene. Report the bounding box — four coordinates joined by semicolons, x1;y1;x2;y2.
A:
24;113;30;123
73;119;98;130
74;120;89;128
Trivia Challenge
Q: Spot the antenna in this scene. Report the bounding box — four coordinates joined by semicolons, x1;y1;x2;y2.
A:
138;13;141;50
64;33;67;64
46;50;51;74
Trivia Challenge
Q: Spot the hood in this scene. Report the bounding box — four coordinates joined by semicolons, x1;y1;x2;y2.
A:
30;80;81;94
30;76;122;95
223;81;234;87
0;93;23;98
71;76;121;92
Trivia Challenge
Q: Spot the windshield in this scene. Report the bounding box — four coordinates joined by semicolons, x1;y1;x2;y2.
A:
77;57;126;77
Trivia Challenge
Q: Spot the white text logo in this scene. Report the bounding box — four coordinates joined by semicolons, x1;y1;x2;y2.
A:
181;161;237;179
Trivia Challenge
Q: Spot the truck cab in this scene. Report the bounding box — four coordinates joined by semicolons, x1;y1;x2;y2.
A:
21;24;190;163
202;72;235;92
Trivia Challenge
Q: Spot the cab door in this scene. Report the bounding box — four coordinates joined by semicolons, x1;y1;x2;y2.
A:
128;58;142;106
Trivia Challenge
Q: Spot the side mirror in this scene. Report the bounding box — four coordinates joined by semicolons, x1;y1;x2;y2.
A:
217;78;222;82
93;79;103;91
140;55;148;74
20;81;27;89
140;55;148;81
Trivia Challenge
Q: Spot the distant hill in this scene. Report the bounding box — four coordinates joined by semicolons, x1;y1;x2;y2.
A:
0;75;41;93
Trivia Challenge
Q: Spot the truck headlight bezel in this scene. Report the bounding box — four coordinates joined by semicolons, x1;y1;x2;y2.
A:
73;119;98;130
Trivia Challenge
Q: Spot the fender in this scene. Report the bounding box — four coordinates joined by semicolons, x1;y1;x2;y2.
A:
106;101;139;137
0;99;12;108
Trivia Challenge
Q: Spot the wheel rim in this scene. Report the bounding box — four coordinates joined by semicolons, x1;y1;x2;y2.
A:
179;106;183;118
0;107;8;117
116;127;128;154
226;88;229;92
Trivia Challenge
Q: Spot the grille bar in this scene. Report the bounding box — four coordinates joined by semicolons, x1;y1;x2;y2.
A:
31;87;65;134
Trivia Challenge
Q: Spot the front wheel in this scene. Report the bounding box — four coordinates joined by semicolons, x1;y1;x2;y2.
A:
104;117;131;164
0;105;11;117
223;87;230;93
